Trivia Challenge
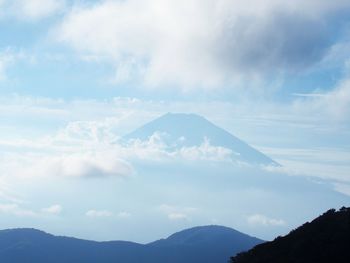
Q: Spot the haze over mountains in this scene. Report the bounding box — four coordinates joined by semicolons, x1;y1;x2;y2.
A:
0;112;348;243
0;225;263;263
2;207;349;263
0;113;348;262
1;1;349;261
118;113;350;240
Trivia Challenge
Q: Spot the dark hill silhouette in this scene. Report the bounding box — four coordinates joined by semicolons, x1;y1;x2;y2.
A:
124;113;278;165
230;207;350;263
0;225;263;263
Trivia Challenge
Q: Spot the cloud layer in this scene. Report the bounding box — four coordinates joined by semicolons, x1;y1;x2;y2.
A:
55;0;350;90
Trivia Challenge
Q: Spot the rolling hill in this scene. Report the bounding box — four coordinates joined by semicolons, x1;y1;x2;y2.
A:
0;225;263;263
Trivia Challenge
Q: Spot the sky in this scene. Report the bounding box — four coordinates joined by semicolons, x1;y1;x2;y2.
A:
0;0;350;243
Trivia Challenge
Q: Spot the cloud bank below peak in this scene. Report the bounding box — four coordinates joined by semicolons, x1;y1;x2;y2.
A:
54;0;350;90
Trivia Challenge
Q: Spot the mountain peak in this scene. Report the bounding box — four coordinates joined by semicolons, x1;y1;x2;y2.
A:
124;112;278;165
163;225;261;245
0;228;50;236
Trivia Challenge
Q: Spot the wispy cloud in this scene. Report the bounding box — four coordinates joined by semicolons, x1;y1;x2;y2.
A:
292;93;327;98
292;78;350;122
262;147;350;184
0;0;66;21
42;204;63;215
86;209;113;218
0;203;65;217
85;210;131;219
117;211;131;219
0;179;25;204
0;203;37;217
0;49;19;82
247;214;286;227
159;204;197;221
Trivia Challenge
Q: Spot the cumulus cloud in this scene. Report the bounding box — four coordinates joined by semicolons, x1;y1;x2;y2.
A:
124;133;235;162
247;214;286;226
86;209;113;218
42;204;62;215
177;137;234;162
55;0;350;90
14;153;134;179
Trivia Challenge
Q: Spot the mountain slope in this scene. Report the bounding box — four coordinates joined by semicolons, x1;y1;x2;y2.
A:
0;225;263;263
124;113;277;165
230;207;350;263
148;225;263;263
0;228;143;263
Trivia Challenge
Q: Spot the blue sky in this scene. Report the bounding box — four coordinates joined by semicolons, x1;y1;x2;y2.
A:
0;0;350;242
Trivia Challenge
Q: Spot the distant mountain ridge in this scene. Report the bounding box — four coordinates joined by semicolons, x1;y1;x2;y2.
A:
0;225;263;263
124;113;278;165
230;207;350;263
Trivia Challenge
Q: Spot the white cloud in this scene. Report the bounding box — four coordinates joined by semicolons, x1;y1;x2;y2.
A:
85;210;130;218
158;204;197;221
333;183;350;196
177;137;235;162
0;94;348;184
0;0;66;20
0;124;235;180
0;60;7;81
86;209;113;218
12;153;134;179
270;159;350;183
0;49;16;82
262;147;350;184
247;214;286;226
292;79;350;122
0;179;24;204
42;204;62;215
0;48;37;83
124;133;235;163
55;0;350;90
167;213;189;221
117;211;131;218
0;201;63;218
0;203;37;217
